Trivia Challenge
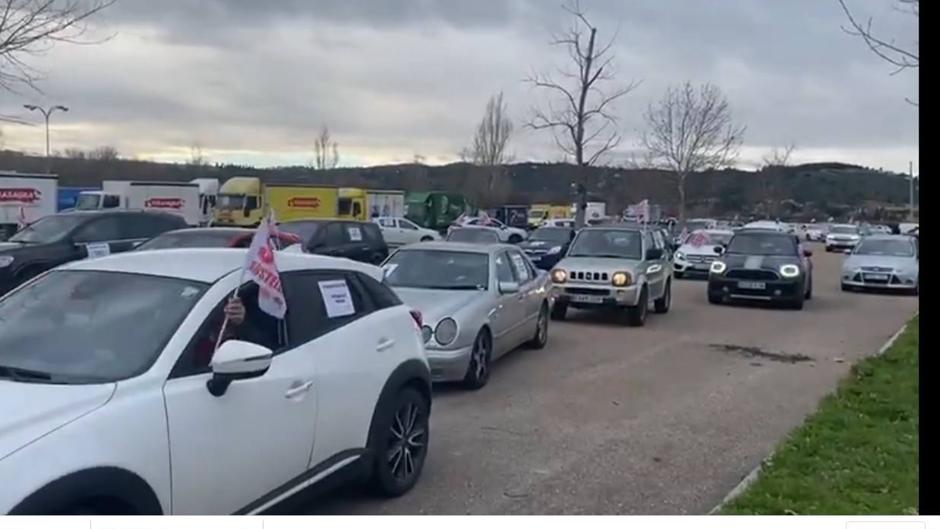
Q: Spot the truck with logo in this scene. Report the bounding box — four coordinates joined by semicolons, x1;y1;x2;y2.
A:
75;181;202;226
0;171;58;240
213;177;360;227
405;191;475;232
528;203;572;229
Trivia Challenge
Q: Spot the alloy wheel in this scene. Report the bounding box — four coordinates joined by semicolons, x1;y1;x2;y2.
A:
387;401;427;482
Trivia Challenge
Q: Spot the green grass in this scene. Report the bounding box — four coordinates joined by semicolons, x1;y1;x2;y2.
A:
720;317;919;515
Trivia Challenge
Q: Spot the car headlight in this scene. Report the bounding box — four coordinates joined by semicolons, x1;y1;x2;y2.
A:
780;264;800;278
675;251;686;261
551;269;567;283
434;318;458;346
710;261;727;274
0;255;12;268
421;325;433;344
611;271;631;287
547;245;563;255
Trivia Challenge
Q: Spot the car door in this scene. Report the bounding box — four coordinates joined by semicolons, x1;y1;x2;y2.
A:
491;250;526;357
398;218;424;244
71;215;131;257
508;249;541;345
342;222;375;263
311;222;350;258
162;282;319;515
376;218;401;246
643;232;666;300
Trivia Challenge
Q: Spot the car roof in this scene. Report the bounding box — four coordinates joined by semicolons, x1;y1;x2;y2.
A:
397;241;514;254
53;209;178;219
734;228;792;236
60;249;382;283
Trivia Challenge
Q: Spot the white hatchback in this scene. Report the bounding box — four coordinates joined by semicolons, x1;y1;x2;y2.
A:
374;216;441;247
0;249;431;514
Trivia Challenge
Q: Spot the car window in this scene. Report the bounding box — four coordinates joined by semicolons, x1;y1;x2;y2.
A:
345;223;365;243
357;272;403;309
281;271;374;346
360;223;384;244
400;219;419;230
73;216;123;242
495;251;515;283
121;215;178;240
377;218;395;228
324;222;348;245
102;195;121;209
509;250;533;283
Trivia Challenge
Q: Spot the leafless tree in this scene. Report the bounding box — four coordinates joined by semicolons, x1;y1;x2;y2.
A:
0;0;116;93
312;125;339;170
464;91;513;201
189;141;208;166
641;82;744;222
759;142;796;218
524;0;639;227
88;145;118;160
761;142;796;168
63;146;85;159
837;0;918;105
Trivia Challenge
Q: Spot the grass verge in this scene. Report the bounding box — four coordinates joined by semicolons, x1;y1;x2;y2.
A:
720;317;919;515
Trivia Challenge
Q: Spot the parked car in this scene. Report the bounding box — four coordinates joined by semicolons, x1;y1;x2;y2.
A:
383;242;550;389
135;228;301;251
0;249;431;514
541;218;576;228
449;217;528;243
279;219;389;265
0;210;187;296
446;226;502;244
742;220;788;232
374;216;440;247
673;229;734;278
841;235;918;294
518;226;575;270
708;229;813;309
825;224;862;252
549;225;672;326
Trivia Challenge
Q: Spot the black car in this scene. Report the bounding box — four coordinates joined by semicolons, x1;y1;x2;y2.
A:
0;210;188;295
707;229;813;310
519;226;575;270
279;218;388;265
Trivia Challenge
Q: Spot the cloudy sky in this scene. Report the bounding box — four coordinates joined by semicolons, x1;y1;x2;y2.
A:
1;0;919;173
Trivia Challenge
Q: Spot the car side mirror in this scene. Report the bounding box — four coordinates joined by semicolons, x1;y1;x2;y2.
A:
803;249;813;257
645;248;663;260
714;245;725;255
207;340;273;397
499;281;520;294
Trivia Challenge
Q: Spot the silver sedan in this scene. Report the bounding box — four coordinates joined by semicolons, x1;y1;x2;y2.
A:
841;235;919;294
383;242;552;389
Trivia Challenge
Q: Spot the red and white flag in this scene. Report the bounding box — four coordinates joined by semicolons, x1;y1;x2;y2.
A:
241;211;287;319
688;230;710;248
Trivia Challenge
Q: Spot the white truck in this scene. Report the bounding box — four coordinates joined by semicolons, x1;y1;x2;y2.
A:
571;201;607;223
190;178;220;225
0;171;58;239
367;190;406;219
76;181;202;226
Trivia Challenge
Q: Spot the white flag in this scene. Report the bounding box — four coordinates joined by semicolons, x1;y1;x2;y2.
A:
16;206;28;230
241;211;287;319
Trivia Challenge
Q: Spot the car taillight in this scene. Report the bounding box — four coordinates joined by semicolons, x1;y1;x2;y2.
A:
410;309;423;328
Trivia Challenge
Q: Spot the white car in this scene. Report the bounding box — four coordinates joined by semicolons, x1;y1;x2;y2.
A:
449;217;528;244
542;218;576;228
374;216;440;247
673;229;734;278
826;224;862;252
742;220;788;232
0;249;431;514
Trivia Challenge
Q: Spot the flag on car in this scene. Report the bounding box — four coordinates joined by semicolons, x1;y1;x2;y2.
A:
241;211;287;319
688;230;710;247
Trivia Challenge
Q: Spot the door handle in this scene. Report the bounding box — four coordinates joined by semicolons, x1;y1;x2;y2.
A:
284;380;314;399
377;338;396;352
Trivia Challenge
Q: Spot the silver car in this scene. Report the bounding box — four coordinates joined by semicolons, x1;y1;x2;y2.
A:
841;235;919;294
383;242;551;389
825;224;862;252
550;225;672;326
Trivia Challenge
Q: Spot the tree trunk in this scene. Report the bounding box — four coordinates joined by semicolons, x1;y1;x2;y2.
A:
677;173;687;223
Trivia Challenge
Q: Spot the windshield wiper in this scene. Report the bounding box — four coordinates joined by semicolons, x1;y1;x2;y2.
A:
0;365;54;383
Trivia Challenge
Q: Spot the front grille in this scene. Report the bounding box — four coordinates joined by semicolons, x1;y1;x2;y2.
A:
565;287;611;296
570;270;610;282
861;266;893;273
726;269;780;281
686;255;716;263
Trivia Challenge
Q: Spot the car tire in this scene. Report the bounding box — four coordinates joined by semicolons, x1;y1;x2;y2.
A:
673;270;684;279
825;246;832;253
653;281;671;314
420;236;433;242
805;278;813;300
462;329;492;390
508;234;523;244
369;387;430;497
708;291;723;305
625;287;648;327
550;301;568;321
526;304;550;349
841;283;850;292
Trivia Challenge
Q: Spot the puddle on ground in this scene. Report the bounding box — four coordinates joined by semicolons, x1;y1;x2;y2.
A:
709;343;814;364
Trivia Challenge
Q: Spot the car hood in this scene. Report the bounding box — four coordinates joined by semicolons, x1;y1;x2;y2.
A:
393;288;488;324
844;254;916;270
0;242;29;254
677;243;719;256
555;256;641;272
520;240;564;250
827;233;860;239
0;381;115;461
721;254;801;270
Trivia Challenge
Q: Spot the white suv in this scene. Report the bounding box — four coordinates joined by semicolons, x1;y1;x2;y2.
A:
0;249;431;514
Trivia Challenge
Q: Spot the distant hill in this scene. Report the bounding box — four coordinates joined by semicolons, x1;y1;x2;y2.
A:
0;151;917;220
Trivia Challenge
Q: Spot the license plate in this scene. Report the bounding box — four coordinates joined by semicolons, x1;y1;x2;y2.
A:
572;294;605;304
864;273;889;281
738;281;766;290
694;264;710;270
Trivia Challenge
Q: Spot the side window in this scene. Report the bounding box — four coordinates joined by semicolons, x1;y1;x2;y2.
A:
324;222;348;246
122;215;176;239
652;231;665;250
102;195;121;209
378;218;395;228
338;198;353;216
400;219;419;230
495;252;515;284
281;271;375;346
509;250;533;283
73;217;122;242
361;223;384;244
356;272;402;309
245;196;259;210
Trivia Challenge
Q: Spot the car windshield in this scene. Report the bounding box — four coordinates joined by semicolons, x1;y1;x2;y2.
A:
137;230;243;250
684;221;711;232
726;233;796;256
447;229;500;244
683;230;731;247
854;239;914;257
74;194;100;210
568;230;642;259
8;215;84;244
384;250;488;290
0;270;207;383
278;221;323;243
217;194;246;209
830;226;858;234
531;227;571;243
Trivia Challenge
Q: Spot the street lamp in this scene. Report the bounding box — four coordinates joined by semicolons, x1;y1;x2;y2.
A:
23;104;69;159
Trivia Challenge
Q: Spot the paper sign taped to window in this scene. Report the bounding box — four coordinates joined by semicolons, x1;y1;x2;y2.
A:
510;253;528;280
348;226;363;242
318;279;355;318
85;242;111;259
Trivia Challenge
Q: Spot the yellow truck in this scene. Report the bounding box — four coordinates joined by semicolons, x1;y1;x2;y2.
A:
213;177;366;226
528;203;572;228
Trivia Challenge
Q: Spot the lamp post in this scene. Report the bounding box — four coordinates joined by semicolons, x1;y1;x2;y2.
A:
23;104;69;171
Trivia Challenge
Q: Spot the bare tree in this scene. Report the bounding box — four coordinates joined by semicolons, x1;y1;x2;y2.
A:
641;82;745;222
761;142;796;168
88;145;118;160
189;141;208;166
63;147;85;159
837;0;918;105
524;0;639;227
759;142;796;218
0;0;116;92
464;91;513;202
312;125;339;170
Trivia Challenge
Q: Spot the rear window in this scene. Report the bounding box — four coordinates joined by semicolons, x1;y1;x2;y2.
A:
360;223;385;244
278;221;324;243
